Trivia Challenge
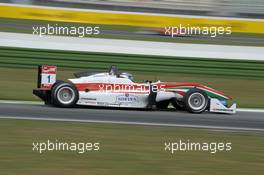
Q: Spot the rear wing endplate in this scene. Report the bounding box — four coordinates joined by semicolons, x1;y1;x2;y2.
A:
37;65;57;90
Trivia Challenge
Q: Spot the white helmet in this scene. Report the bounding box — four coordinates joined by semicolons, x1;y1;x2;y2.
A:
120;72;134;81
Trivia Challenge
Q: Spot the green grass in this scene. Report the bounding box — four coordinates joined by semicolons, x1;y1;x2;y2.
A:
0;119;263;175
1;67;264;108
0;47;264;108
1;47;264;79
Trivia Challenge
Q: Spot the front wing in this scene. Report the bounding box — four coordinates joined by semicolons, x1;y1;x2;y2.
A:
209;98;236;114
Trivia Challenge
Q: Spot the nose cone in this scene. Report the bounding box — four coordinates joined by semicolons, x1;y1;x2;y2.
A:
198;85;232;100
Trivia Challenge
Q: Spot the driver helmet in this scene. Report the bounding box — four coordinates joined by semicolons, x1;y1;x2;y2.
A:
120;72;134;81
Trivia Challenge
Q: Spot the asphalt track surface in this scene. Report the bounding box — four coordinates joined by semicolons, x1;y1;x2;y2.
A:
0;103;264;132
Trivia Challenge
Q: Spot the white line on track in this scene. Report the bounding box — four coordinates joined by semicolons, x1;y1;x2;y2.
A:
0;100;43;105
1;100;264;113
0;115;263;132
237;108;264;113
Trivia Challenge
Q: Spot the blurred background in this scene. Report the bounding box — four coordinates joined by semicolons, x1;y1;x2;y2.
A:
3;0;264;18
0;0;263;107
0;1;264;175
0;0;264;45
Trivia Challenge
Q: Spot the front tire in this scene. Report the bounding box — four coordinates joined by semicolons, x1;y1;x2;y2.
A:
51;82;79;107
184;88;208;113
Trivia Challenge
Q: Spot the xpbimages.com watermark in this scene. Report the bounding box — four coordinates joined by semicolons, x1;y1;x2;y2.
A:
32;24;100;37
164;140;232;154
98;84;166;94
164;24;232;38
32;140;100;154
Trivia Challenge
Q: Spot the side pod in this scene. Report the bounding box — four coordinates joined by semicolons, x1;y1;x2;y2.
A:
209;98;236;114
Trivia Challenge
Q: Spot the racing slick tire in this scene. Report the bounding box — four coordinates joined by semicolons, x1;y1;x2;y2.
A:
184;88;208;113
51;81;79;107
44;80;64;105
156;100;170;109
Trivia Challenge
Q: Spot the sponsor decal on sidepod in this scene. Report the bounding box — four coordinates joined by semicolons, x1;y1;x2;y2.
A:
116;94;138;103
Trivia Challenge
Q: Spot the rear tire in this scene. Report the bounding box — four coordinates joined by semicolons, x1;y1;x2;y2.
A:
51;82;79;107
184;88;208;113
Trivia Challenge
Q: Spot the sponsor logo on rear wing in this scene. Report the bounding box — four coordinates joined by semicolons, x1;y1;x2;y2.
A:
37;65;57;90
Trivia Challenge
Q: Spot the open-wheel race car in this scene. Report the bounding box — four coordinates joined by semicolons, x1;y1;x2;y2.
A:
33;65;236;114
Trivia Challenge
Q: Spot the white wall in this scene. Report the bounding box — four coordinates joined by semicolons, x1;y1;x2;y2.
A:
0;32;263;61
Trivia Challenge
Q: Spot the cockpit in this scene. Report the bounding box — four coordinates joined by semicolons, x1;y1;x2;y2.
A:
109;65;134;81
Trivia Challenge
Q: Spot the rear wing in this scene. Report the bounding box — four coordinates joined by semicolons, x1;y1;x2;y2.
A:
37;65;57;90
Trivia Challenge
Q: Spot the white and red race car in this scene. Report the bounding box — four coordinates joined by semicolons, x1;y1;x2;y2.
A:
33;65;236;114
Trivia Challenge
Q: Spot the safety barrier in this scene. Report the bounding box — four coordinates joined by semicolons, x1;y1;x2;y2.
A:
0;3;263;34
